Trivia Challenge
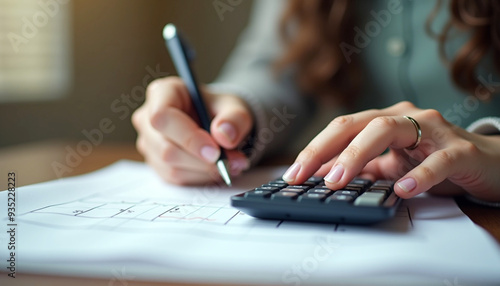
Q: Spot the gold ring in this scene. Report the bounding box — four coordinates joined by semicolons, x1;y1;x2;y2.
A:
403;116;421;150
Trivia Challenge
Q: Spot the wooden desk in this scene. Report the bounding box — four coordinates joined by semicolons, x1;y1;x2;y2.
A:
1;141;500;286
0;141;144;187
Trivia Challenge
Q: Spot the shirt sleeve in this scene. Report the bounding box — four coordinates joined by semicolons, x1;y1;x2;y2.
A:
466;117;500;135
208;0;316;165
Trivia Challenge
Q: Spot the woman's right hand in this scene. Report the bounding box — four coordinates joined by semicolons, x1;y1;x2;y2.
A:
132;76;253;185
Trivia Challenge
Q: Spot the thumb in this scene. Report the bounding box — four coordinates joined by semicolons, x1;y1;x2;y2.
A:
209;94;253;149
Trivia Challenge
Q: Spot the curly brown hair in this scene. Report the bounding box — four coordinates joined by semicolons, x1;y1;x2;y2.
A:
275;0;500;103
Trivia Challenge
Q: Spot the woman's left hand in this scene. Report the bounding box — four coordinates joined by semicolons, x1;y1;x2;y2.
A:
282;101;500;201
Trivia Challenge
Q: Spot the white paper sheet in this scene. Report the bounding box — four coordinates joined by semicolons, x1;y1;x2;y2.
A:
1;160;499;285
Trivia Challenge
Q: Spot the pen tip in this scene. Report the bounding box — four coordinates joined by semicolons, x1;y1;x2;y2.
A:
216;160;232;187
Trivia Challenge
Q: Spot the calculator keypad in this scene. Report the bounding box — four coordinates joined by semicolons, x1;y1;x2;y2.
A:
245;177;386;206
243;177;396;207
232;176;402;224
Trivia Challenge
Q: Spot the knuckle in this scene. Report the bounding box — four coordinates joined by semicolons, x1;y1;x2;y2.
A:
396;101;415;110
185;130;204;150
297;146;327;169
150;106;175;130
223;104;252;132
298;146;319;161
329;115;354;129
340;144;362;161
430;126;452;145
421;109;446;124
458;140;480;156
135;137;146;155
433;149;456;169
162;76;185;90
159;142;177;162
417;165;438;182
146;76;184;99
235;108;252;125
145;78;164;98
370;116;398;130
131;107;144;128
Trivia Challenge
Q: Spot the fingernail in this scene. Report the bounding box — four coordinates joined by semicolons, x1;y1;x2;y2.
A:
325;165;344;184
283;162;301;182
397;178;417;193
200;146;220;163
218;122;237;143
230;158;250;175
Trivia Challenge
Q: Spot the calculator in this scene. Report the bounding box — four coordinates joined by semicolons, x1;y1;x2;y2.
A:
230;176;402;224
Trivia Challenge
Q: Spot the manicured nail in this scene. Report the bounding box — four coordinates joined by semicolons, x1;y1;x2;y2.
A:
325;165;344;184
397;178;417;193
283;163;301;182
218;122;237;143
200;146;220;163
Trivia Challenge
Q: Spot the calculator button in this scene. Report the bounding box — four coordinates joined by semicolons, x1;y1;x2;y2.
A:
333;190;359;197
298;193;327;203
354;192;385;206
280;187;306;194
270;179;287;184
286;185;310;190
255;186;280;193
382;193;399;207
263;183;288;188
348;178;372;187
342;186;363;194
306;176;324;184
370;185;391;190
346;178;372;191
272;192;299;200
373;180;393;188
325;194;355;204
367;188;389;196
245;190;272;198
307;188;332;195
301;182;317;187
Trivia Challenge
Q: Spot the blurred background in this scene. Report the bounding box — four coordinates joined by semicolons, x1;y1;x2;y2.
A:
0;0;253;148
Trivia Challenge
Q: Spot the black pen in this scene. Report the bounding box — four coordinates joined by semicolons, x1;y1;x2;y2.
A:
163;23;232;186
